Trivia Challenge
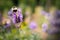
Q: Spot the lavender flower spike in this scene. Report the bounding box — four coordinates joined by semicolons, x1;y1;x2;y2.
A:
8;7;23;28
8;7;23;24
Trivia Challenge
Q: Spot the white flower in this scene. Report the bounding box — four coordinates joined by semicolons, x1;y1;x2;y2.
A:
6;19;11;24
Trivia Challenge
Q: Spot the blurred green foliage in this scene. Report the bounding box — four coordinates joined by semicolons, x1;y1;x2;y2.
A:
0;0;60;12
0;23;42;40
0;0;13;11
0;0;60;40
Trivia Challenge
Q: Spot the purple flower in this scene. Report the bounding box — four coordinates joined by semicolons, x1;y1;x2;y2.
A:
8;8;23;24
4;20;11;28
42;23;48;32
47;27;59;34
8;10;13;19
29;21;37;30
41;10;49;16
8;8;23;28
18;8;22;13
54;10;60;19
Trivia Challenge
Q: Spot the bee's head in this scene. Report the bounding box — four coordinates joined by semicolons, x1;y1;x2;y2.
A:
11;6;18;13
13;10;17;12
